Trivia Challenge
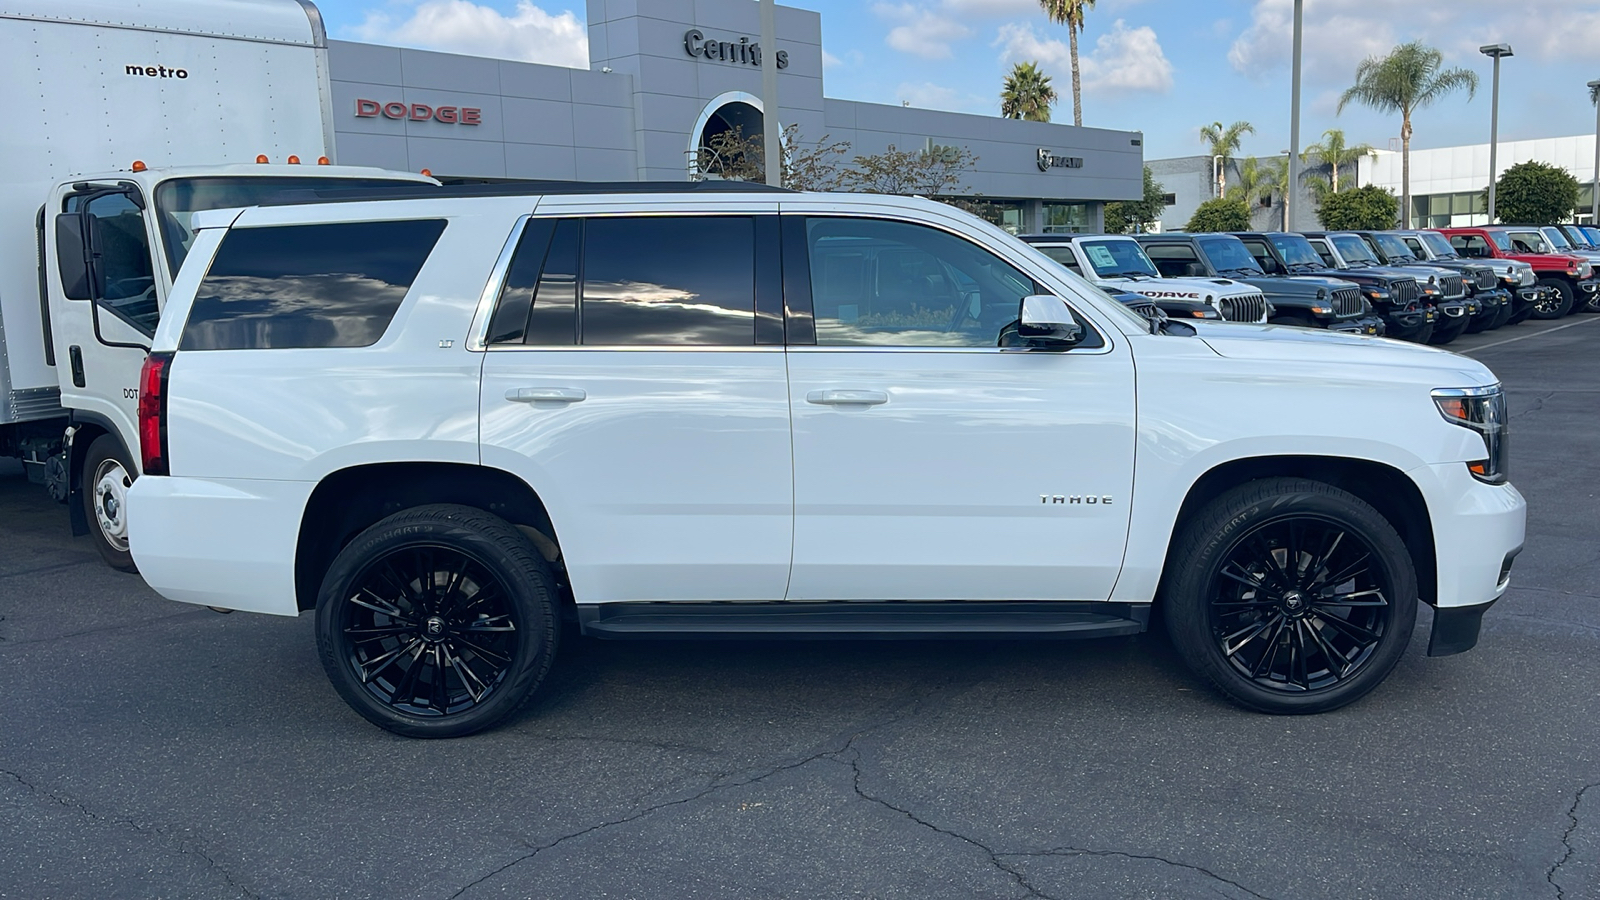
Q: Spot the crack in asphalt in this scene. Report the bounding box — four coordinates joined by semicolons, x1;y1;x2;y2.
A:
1511;391;1556;421
999;847;1277;900
0;608;208;647
0;768;257;899
1548;782;1598;899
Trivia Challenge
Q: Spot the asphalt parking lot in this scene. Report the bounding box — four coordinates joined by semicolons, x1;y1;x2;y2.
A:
2;316;1598;900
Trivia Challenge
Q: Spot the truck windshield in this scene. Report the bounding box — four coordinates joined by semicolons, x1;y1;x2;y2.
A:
1197;237;1264;276
1331;234;1379;265
1541;226;1573;250
1371;232;1417;261
1078;239;1159;278
1418;231;1458;258
1267;234;1324;268
153;176;429;275
1584;226;1600;246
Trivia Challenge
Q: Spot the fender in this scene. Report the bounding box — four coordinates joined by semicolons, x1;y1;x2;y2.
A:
66;409;134;537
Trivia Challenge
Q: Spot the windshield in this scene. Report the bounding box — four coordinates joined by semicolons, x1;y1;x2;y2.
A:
1583;226;1600;245
1197;236;1264;275
1541;226;1573;250
153;176;429;275
1078;239;1160;278
1419;231;1457;258
1372;232;1416;261
1507;230;1552;253
1268;234;1325;268
1489;231;1514;251
1331;234;1379;265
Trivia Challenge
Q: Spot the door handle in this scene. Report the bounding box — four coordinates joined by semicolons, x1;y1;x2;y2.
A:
505;387;586;403
805;389;888;406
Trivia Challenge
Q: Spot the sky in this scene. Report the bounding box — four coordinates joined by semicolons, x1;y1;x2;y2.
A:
318;0;1600;161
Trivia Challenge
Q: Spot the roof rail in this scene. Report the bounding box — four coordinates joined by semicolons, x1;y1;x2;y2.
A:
260;178;793;207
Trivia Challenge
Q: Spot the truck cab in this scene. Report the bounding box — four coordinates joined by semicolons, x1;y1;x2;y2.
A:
1133;233;1376;333
1018;234;1270;323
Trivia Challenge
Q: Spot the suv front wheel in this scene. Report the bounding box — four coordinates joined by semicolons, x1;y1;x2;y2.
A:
315;504;560;738
1163;478;1417;714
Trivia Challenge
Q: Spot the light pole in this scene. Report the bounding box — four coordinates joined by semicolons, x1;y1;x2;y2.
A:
759;0;780;187
1286;0;1303;231
1589;79;1600;224
1480;43;1513;223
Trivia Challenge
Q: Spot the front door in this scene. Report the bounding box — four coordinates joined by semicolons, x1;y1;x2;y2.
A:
479;211;793;606
782;215;1136;602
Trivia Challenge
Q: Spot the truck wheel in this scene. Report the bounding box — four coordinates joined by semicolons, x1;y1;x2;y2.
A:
1405;321;1434;344
1162;478;1418;715
1576;288;1600;314
82;435;138;572
1532;279;1574;319
1426;313;1468;346
315;503;560;738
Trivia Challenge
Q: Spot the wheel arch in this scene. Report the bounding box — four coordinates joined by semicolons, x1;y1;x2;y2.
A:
294;462;564;613
1162;455;1437;607
66;411;129;538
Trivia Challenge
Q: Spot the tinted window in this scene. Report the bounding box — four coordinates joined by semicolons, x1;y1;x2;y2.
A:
79;192;160;335
180;219;445;351
805;217;1045;348
1198;237;1265;275
1331;234;1378;265
487;219;579;346
1142;243;1203;278
1078;240;1159;278
1308;240;1338;268
1035;245;1083;274
580;217;754;346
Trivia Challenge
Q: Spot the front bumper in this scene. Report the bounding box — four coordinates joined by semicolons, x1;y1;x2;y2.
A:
1411;459;1525;625
1329;314;1385;335
129;475;314;616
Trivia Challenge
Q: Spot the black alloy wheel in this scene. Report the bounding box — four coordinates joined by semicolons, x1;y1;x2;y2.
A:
1577;287;1600;314
1532;279;1575;319
316;504;559;738
1164;478;1417;714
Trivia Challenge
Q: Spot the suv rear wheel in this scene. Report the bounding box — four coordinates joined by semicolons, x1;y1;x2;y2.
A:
315;504;560;738
1163;478;1417;714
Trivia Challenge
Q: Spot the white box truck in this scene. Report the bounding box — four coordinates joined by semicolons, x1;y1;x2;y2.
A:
1;1;434;568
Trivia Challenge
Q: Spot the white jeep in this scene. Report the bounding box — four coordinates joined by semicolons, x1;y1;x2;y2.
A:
1020;233;1271;323
128;184;1525;737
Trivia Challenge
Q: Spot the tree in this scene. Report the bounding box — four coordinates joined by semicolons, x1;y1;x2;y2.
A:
1001;61;1056;122
1484;160;1580;224
691;124;851;191
1185;197;1252;233
1226;156;1270;205
1199;120;1254;198
1316;184;1398;230
1104;166;1168;234
839;142;979;196
1301;128;1376;193
1338;41;1478;228
1039;0;1095;127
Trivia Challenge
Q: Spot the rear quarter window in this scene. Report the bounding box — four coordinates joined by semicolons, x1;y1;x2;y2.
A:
179;219;446;351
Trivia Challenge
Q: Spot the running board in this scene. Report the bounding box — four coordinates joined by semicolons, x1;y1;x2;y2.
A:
576;601;1150;640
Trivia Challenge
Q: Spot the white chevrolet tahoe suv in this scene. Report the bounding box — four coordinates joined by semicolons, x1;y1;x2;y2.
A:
127;183;1526;738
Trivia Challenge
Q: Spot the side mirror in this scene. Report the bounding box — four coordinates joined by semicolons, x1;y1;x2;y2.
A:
54;213;94;300
1016;295;1084;349
1183;262;1208;277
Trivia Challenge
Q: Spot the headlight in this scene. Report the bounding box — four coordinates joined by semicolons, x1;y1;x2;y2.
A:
1365;288;1391;300
1193;308;1222;319
1310;304;1333;314
1432;386;1508;485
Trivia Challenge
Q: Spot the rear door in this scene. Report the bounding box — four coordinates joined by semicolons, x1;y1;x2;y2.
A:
479;204;794;606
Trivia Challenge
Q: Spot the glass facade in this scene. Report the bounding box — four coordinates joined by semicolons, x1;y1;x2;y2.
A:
1043;202;1092;233
1412;186;1600;227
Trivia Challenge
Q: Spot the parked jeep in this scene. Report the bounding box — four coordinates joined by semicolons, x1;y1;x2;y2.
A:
1303;231;1470;345
1234;231;1427;340
127;184;1525;737
1438;227;1598;318
1133;233;1377;333
1019;233;1270;323
1528;226;1600;313
1349;231;1487;344
1393;230;1527;331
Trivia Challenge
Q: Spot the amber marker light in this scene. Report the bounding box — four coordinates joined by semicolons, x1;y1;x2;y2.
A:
420;168;432;176
256;154;269;163
287;155;300;164
317;156;330;165
130;160;147;172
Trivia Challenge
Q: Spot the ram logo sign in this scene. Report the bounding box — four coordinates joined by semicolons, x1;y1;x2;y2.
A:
1036;149;1084;172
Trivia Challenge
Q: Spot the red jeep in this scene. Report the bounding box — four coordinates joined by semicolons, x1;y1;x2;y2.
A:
1437;226;1598;318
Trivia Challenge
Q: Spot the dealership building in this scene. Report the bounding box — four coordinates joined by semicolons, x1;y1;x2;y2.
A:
324;0;1144;233
1359;134;1600;227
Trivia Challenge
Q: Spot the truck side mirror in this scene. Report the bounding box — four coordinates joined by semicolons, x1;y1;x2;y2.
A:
1016;295;1084;349
1183;262;1207;277
54;213;94;300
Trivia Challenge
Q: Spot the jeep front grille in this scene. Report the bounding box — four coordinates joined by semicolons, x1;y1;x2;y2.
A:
1472;268;1496;291
1394;279;1419;304
1331;287;1363;316
1440;275;1466;299
1219;293;1268;323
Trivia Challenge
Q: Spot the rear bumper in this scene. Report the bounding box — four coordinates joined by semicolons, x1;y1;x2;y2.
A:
128;475;312;617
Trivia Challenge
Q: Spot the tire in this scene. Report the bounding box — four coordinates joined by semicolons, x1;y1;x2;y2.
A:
315;503;560;738
82;434;138;572
1268;312;1316;328
1405;321;1434;344
1576;286;1600;314
1532;279;1574;319
1426;312;1469;346
1162;478;1418;715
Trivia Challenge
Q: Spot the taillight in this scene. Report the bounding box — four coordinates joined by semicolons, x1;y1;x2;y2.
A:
138;352;172;476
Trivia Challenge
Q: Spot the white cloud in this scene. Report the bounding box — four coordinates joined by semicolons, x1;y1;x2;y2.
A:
897;81;988;114
875;3;973;59
822;49;843;67
938;0;1038;15
995;19;1171;95
354;0;587;68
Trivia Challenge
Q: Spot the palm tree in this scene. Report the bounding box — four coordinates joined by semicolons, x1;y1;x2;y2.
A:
1590;82;1600;106
1001;61;1057;122
1338;41;1478;228
1200;120;1254;198
1039;0;1095;127
1301;128;1377;193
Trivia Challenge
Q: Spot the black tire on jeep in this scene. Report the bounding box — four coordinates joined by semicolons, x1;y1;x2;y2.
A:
1162;478;1418;715
315;503;560;738
1426;311;1469;346
82;434;138;572
1575;285;1600;314
1532;278;1575;319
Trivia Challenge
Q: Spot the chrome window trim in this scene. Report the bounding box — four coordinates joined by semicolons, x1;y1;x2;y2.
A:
466;213;532;352
484;344;782;353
